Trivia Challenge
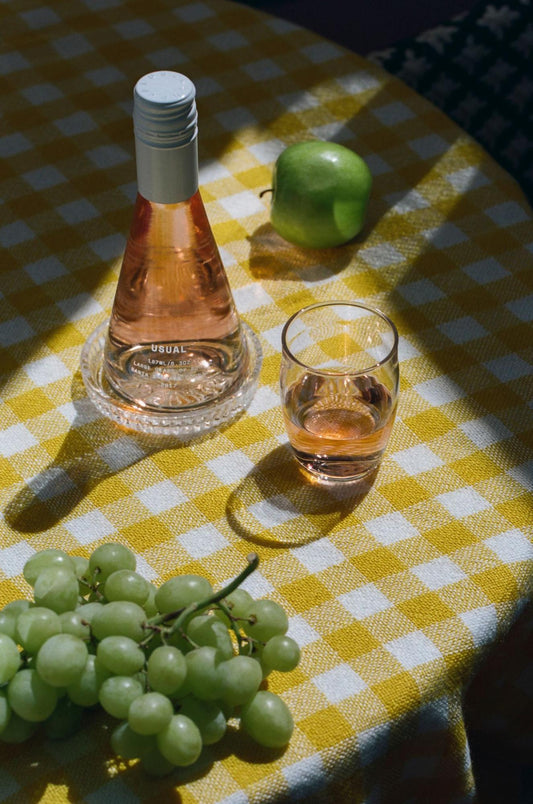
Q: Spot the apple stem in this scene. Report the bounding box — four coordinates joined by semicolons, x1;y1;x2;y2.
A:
259;188;273;198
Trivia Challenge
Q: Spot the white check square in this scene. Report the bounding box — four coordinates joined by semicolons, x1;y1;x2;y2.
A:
485;530;533;563
219;191;265;218
339;583;393;619
460;605;498;647
359;244;404;268
136;480;188;514
385;631;441;669
414;376;466;405
313;664;367;702
438;316;487;344
374;101;414;125
422;223;467;248
393;444;443;474
397;278;444;304
0;316;35;347
65;510;115;545
57;293;103;321
0;424;37;457
207;451;255;483
507;294;533;322
249;495;300;527
485;354;532;382
459;414;512;447
97;437;145;471
486;201;529;227
292;538;344;573
287;615;320;647
437;488;491;517
0;542;34;578
463;257;508;285
178;524;228;559
412;557;467;590
366;511;419;545
283;755;326;798
232;283;273;312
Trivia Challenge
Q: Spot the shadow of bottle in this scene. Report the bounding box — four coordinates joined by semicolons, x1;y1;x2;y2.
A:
3;372;207;534
226;442;376;548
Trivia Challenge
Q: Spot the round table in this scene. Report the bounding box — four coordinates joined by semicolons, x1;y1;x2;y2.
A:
1;0;532;801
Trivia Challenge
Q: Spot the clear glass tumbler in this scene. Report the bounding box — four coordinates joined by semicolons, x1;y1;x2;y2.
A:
280;301;399;483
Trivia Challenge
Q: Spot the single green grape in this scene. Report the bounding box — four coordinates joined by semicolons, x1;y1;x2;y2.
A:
0;609;18;640
16;606;62;654
23;549;75;586
185;646;221;701
240;690;294;748
36;633;89;687
178;696;226;745
58;610;91;642
91;601;147;642
218;655;262;706
110;721;154;760
128;692;174;736
0;688;11;734
146;646;187;696
166;627;194;655
43;697;83;740
143;583;159;617
33;566;79;614
104;569;150;606
213;588;253;623
140;743;177;776
262;634;300;673
67;655;111;707
7;668;58;722
155;575;212;614
97;635;145;676
186;614;234;660
243;599;289;642
71;555;91;595
0;711;39;743
75;601;104;623
0;634;21;683
99;675;144;719
157;714;202;767
3;600;31;616
89;542;136;582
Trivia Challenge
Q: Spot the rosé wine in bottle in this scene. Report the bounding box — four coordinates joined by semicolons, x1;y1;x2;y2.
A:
104;71;248;411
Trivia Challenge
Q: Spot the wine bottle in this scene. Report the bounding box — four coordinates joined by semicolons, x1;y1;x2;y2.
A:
103;71;248;412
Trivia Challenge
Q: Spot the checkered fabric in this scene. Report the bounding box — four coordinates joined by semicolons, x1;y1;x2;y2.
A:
1;0;532;802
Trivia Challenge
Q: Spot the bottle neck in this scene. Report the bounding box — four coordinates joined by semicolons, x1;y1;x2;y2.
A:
135;135;199;204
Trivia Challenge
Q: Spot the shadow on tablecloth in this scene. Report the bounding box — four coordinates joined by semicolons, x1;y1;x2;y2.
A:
226;443;376;547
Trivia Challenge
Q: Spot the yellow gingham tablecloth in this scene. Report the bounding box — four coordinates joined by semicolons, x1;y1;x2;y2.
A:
1;0;533;801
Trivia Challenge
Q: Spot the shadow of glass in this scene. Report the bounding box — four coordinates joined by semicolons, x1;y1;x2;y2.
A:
226;443;375;548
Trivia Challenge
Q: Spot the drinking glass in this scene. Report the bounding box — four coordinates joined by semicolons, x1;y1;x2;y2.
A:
280;301;399;483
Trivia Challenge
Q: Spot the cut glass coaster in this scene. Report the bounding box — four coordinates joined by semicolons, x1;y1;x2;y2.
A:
81;320;262;437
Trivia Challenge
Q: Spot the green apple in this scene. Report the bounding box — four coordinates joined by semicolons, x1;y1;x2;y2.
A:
268;141;372;249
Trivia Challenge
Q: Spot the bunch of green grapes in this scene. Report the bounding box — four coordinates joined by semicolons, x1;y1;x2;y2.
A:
0;544;300;775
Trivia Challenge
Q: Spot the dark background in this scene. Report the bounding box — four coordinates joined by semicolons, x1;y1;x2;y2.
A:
233;0;479;53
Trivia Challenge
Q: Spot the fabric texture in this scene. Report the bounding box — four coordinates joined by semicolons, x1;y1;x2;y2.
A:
0;0;532;801
369;0;533;204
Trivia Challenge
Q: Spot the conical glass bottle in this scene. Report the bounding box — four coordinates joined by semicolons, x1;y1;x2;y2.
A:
103;71;249;413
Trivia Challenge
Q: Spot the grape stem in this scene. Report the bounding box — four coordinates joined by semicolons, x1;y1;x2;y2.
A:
147;553;259;638
215;600;244;649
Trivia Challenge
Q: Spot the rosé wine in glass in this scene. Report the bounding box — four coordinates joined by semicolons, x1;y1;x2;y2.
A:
280;301;399;483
